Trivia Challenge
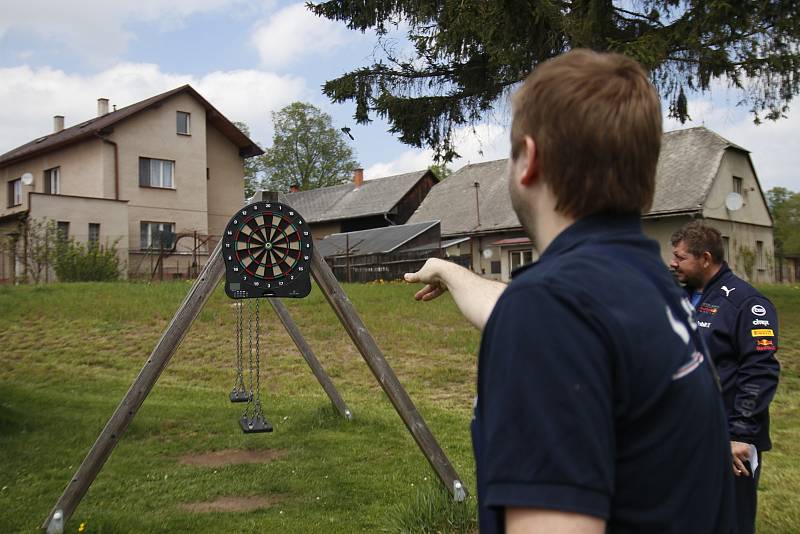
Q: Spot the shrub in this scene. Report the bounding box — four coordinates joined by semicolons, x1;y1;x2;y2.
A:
55;239;121;282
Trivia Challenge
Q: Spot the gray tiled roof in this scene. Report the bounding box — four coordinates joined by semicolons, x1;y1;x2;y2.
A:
408;127;744;236
283;170;432;223
0;85;262;167
407;158;520;236
315;220;440;257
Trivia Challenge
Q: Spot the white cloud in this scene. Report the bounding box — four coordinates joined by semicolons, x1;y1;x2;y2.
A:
250;3;356;69
0;0;253;64
365;123;511;178
0;63;309;154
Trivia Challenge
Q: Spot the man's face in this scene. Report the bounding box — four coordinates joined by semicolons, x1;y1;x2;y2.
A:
670;241;705;288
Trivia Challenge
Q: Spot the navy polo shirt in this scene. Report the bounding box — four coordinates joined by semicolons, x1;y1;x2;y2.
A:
472;214;735;533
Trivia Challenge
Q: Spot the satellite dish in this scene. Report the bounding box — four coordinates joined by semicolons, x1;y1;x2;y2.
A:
725;192;743;211
21;172;33;186
482;248;494;259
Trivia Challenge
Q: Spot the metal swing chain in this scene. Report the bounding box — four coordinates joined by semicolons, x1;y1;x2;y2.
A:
243;298;255;420
253;298;265;419
232;301;245;392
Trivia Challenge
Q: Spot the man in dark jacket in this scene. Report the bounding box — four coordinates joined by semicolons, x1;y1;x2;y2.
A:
671;221;780;534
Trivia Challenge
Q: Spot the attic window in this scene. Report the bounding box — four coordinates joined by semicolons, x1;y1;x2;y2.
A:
733;176;743;194
177;111;190;135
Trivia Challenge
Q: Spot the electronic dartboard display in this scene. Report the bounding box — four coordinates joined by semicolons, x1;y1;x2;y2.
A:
222;201;313;299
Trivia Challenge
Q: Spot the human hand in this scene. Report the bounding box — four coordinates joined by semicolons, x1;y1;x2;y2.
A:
731;440;751;477
404;258;448;301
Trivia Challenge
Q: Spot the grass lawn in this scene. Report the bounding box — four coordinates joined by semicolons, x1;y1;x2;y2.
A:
0;280;798;533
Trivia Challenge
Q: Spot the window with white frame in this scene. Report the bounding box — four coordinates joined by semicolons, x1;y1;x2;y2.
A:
509;249;534;271
139;157;174;188
7;178;21;207
44;167;60;194
140;221;175;249
88;223;100;245
177;111;191;135
733;176;743;195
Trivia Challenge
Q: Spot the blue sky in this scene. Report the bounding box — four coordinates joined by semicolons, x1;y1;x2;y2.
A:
0;0;797;191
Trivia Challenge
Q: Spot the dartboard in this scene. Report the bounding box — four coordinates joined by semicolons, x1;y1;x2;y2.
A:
222;201;313;299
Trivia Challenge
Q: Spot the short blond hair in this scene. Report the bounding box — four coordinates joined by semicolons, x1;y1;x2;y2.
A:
511;49;662;218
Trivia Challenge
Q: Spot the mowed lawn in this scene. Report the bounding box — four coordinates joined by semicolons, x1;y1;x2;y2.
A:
0;281;798;533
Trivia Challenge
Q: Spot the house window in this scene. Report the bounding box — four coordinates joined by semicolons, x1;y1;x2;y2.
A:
490;261;501;274
509;249;534;271
57;221;70;241
7;178;21;207
757;240;765;270
139;158;174;188
140;221;175;249
88;223;100;245
177;112;191;135
733;176;743;195
722;236;730;262
44;167;60;195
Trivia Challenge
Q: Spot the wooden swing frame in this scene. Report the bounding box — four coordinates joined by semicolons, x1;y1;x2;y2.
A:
42;192;466;530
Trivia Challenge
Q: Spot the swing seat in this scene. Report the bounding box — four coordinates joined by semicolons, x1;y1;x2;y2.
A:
229;389;251;403
240;415;273;433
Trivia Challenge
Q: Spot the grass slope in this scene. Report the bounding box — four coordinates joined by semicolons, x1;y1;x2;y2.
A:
0;281;797;532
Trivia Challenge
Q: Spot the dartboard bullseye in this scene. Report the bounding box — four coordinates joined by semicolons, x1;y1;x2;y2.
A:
222;201;313;299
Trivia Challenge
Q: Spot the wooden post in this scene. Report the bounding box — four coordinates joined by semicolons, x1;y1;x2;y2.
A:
268;298;352;420
41;240;226;530
308;251;467;501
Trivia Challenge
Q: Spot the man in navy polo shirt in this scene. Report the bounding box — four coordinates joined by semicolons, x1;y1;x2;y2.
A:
405;49;736;533
671;221;780;534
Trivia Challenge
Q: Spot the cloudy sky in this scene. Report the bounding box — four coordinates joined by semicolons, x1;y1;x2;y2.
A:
0;1;797;191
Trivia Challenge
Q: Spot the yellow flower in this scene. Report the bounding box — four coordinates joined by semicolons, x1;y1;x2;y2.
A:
78;522;86;532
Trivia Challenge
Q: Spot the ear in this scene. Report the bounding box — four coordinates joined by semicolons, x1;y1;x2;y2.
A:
702;251;713;268
519;136;538;186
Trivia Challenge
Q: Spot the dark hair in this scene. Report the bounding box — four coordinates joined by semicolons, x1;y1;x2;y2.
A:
511;49;662;218
670;221;724;264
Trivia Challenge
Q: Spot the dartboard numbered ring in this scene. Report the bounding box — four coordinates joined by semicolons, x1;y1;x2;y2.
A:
222;201;313;299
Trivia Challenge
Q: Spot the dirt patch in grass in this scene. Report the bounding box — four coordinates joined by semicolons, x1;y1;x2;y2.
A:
180;495;280;513
178;448;287;467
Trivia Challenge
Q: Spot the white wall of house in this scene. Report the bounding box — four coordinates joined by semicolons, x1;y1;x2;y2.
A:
206;123;246;239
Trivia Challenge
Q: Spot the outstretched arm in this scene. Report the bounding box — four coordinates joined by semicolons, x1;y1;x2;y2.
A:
404;258;507;330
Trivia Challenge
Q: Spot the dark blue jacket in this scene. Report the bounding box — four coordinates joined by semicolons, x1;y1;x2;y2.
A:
690;263;780;451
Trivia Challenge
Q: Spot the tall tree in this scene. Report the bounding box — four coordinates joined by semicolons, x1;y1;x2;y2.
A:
767;187;800;258
310;1;800;161
233;121;266;199
262;102;359;191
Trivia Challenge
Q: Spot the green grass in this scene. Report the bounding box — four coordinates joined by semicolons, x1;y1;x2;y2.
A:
0;281;798;532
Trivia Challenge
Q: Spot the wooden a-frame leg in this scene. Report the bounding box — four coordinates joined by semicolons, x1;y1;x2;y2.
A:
267;297;352;420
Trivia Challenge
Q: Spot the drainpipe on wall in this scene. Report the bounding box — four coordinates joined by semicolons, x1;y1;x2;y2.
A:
95;134;119;200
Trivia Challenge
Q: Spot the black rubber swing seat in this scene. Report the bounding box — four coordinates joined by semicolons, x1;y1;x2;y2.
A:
240;415;273;433
229;389;251;403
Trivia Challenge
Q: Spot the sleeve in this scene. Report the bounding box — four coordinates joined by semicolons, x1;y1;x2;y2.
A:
730;296;781;443
477;284;614;519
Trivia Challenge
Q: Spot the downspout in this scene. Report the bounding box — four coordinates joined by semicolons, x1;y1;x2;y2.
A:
95;134;119;200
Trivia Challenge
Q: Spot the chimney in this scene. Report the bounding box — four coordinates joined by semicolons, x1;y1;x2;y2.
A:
97;98;109;116
53;115;64;133
289;183;300;193
353;168;364;187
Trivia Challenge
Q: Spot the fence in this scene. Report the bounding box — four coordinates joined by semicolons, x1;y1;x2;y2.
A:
326;248;444;283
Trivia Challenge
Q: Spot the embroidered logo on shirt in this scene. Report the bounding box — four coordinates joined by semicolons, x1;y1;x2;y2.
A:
752;319;770;327
755;339;776;351
752;329;774;337
721;286;735;297
698;321;711;328
698;304;719;315
751;304;767;317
